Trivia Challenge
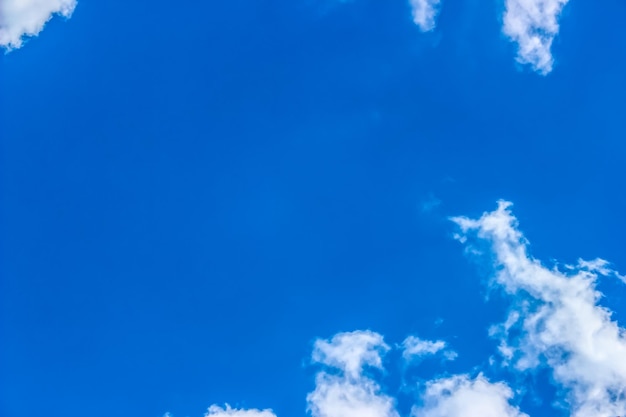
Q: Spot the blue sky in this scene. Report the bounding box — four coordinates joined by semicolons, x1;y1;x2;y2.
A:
1;1;626;417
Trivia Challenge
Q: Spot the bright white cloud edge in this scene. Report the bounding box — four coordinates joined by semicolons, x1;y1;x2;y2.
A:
0;0;76;50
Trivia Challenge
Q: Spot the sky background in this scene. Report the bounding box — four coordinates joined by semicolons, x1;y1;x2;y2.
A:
1;1;626;417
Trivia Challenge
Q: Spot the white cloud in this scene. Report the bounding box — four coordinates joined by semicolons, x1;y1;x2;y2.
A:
502;0;569;74
166;201;626;417
312;331;390;379
453;200;626;417
205;405;277;417
575;258;626;283
401;336;457;362
413;374;528;417
409;0;441;32
308;331;399;417
308;373;399;417
0;0;76;50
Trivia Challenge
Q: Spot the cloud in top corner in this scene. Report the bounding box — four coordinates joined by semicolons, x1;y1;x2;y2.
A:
409;0;441;32
0;0;77;51
502;0;569;74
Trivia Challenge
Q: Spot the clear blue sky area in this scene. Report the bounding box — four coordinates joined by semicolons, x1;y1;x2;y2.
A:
1;1;625;417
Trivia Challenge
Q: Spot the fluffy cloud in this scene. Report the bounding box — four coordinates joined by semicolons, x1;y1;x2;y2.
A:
307;331;399;417
401;336;457;362
312;331;390;379
502;0;569;74
306;332;523;417
409;0;441;32
0;0;76;50
413;374;527;417
453;201;626;417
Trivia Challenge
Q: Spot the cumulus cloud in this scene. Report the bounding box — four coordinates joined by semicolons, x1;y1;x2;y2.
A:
453;200;626;417
502;0;569;74
307;332;523;417
308;331;399;417
0;0;76;50
401;336;457;362
409;0;441;32
413;374;528;417
312;330;390;379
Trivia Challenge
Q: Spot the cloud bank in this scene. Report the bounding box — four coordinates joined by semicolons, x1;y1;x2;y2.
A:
172;201;625;417
0;0;76;50
502;0;569;74
409;0;441;32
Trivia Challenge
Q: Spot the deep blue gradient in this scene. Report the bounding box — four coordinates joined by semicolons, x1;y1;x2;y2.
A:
2;1;625;416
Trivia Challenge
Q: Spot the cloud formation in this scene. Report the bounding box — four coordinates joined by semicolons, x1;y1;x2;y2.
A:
415;374;527;417
0;0;76;50
306;332;521;417
196;331;524;417
401;336;457;362
409;0;441;32
307;331;399;417
453;201;626;417
312;331;390;379
174;201;626;417
205;405;277;417
502;0;569;74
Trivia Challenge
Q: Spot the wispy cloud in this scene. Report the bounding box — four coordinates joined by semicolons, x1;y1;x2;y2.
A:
409;0;441;32
502;0;569;74
453;200;626;417
0;0;76;50
401;336;457;362
204;405;277;417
